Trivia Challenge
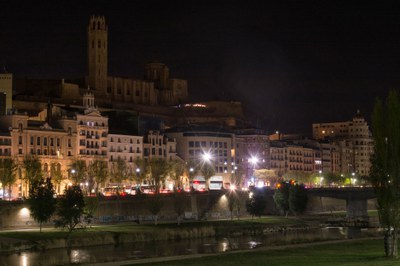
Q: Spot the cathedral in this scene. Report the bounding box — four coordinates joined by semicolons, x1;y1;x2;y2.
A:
79;16;188;107
10;16;245;130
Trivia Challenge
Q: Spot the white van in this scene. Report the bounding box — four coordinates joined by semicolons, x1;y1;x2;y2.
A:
209;176;224;190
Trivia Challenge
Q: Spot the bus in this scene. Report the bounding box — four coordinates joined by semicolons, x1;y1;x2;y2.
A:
209;176;224;190
192;176;206;191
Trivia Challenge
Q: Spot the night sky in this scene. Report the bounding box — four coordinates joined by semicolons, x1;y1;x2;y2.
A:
1;1;399;136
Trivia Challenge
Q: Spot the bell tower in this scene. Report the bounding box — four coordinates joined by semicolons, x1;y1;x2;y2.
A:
87;15;108;94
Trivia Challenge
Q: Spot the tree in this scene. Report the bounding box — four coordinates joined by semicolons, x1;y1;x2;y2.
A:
133;158;149;191
185;160;199;191
54;185;85;236
289;184;308;215
246;189;266;218
69;159;87;185
227;191;239;220
148;158;170;194
232;164;246;188
255;169;281;187
200;162;215;189
370;90;400;258
50;163;63;194
83;196;98;227
28;177;56;232
283;171;311;186
0;158;17;200
23;155;43;193
324;172;343;187
274;182;290;216
170;159;185;190
110;157;128;193
88;159;108;194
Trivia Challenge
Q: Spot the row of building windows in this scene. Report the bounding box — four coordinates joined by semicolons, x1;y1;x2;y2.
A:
109;138;141;144
27;136;62;147
188;141;228;149
0;148;11;155
0;138;11;145
109;147;141;153
188;149;228;157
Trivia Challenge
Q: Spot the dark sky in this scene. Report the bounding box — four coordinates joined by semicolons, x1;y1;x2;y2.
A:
1;1;399;136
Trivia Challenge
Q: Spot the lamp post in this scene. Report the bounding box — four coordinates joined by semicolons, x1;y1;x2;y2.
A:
318;170;323;187
135;167;141;192
201;151;214;190
70;169;76;185
351;172;356;186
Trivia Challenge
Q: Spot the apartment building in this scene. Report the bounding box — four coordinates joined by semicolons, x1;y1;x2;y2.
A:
312;110;373;176
166;126;235;181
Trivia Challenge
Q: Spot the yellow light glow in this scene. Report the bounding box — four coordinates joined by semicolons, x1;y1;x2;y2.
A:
19;207;30;219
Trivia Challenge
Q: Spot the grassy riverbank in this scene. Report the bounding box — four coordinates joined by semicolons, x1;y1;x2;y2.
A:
0;216;315;252
0;216;305;242
141;239;397;266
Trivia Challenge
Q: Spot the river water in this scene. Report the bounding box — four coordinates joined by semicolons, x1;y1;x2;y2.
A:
0;227;379;266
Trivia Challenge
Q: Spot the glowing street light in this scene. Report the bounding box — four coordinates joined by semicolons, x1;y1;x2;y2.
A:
248;156;259;166
247;156;259;187
202;152;212;162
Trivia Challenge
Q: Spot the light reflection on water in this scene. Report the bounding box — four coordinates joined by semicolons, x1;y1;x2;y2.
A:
0;228;378;266
20;253;28;266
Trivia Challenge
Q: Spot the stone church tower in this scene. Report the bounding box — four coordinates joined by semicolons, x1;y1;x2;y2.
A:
87;16;108;94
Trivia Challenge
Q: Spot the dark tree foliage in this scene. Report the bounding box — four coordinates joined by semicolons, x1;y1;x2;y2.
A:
273;182;290;216
28;177;56;232
148;158;170;194
0;158;17;200
246;190;266;218
289;184;308;215
83;196;99;227
370;90;400;258
54;185;85;236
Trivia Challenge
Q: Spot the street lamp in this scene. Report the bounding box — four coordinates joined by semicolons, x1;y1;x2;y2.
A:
249;156;259;166
202;151;212;162
70;169;76;185
351;172;356;186
247;155;259;187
